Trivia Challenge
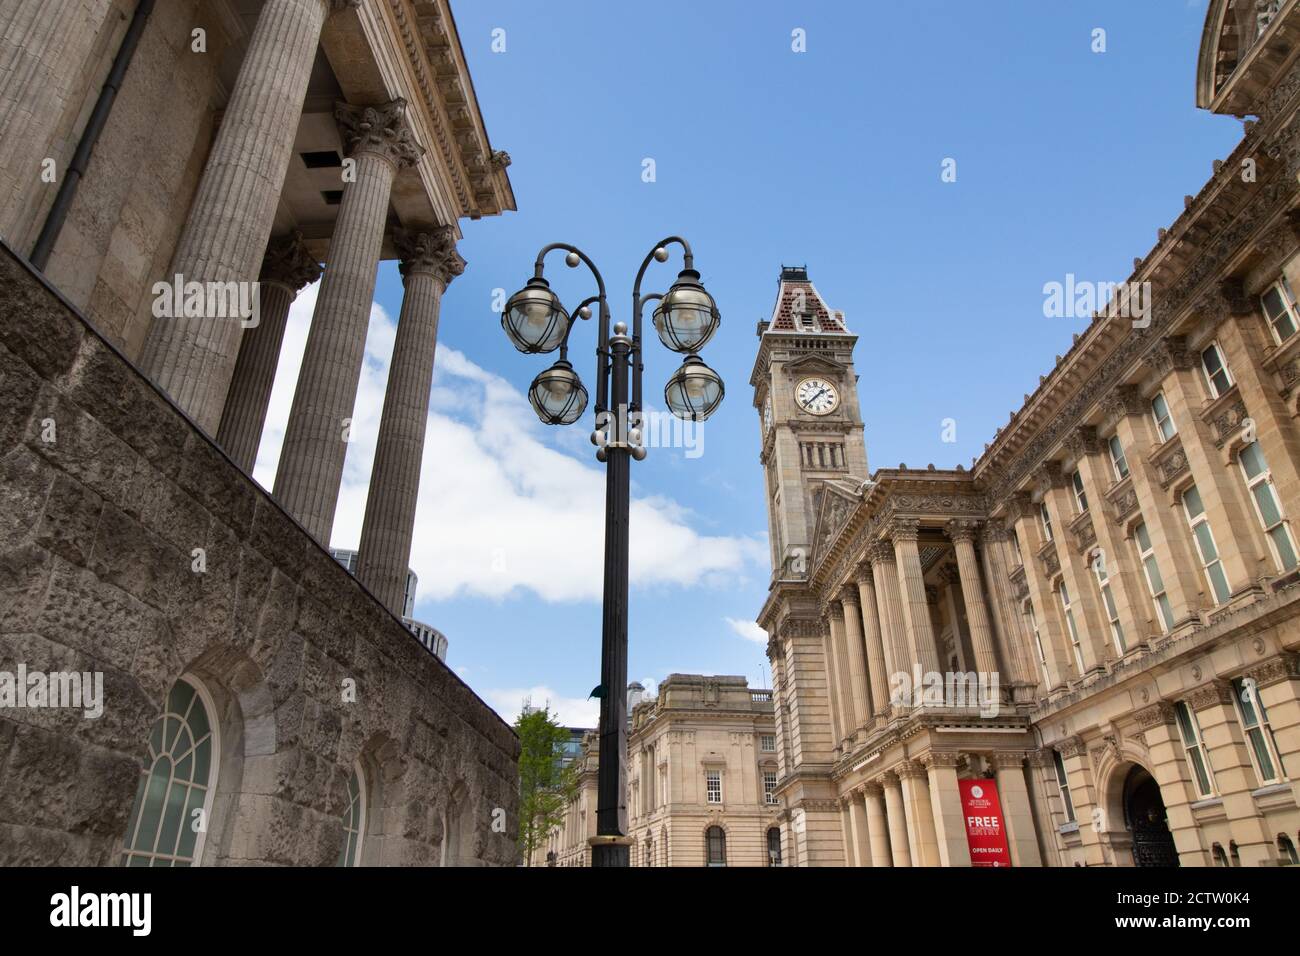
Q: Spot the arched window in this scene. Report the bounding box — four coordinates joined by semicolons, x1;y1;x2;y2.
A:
706;825;726;867
121;676;218;867
1278;834;1298;865
1229;841;1241;867
337;763;366;867
767;827;782;866
645;836;654;867
1212;843;1229;867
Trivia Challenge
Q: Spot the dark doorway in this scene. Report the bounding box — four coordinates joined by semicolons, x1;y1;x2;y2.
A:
1124;766;1178;867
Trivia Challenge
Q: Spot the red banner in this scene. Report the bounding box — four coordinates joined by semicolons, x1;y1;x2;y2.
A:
959;779;1012;867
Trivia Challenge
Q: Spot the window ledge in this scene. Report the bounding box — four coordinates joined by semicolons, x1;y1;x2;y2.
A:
1058;821;1080;835
1251;781;1294;809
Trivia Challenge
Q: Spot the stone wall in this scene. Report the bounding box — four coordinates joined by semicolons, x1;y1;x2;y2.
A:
0;242;519;866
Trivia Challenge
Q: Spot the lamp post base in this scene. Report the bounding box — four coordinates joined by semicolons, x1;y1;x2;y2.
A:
588;834;632;867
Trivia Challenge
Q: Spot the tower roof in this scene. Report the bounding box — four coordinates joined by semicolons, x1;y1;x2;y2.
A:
766;265;849;334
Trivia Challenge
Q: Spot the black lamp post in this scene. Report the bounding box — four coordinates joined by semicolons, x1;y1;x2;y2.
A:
501;237;723;867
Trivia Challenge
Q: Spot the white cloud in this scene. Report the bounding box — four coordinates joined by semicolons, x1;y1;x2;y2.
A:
253;279;766;603
483;686;600;728
725;617;768;645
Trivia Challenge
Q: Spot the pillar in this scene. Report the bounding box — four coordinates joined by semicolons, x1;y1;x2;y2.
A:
870;540;910;705
1191;680;1273;866
827;606;856;747
355;227;463;613
839;799;856;867
891;519;942;674
855;563;891;719
898;760;940;866
980;520;1035;692
924;752;970;867
847;789;872;866
1248;653;1300;811
215;233;321;472
863;783;892;867
1133;702;1212;866
273;99;424;543
881;772;912;867
946;518;1001;679
820;619;845;750
837;587;872;734
992;752;1043;866
139;0;355;433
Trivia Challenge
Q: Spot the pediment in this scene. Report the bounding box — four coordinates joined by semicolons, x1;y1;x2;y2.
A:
784;353;846;379
808;475;869;569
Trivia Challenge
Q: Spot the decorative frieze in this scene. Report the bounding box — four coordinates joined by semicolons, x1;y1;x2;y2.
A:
1203;391;1248;449
1186;680;1235;710
1069;512;1097;555
1151;437;1190;490
1246;651;1300;689
1037;540;1061;579
1105;476;1139;525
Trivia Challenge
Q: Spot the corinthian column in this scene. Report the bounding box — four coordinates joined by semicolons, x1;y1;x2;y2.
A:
274;99;424;543
355;227;464;614
837;587;872;733
869;540;909;706
827;603;857;746
216;233;321;472
139;0;357;433
945;518;1001;679
891;519;942;675
854;563;891;719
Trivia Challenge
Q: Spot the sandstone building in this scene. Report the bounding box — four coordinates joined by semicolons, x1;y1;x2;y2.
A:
753;2;1300;867
535;676;783;867
0;0;517;865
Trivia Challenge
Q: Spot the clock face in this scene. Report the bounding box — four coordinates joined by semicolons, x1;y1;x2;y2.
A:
795;377;839;415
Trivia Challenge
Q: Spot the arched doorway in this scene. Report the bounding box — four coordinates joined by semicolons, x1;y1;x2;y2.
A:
1124;766;1178;867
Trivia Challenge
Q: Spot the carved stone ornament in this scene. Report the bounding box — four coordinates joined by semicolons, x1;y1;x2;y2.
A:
259;231;322;292
394;225;466;284
335;98;425;169
1134;700;1177;729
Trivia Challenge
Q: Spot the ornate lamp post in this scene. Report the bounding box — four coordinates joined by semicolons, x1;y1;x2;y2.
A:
501;237;723;866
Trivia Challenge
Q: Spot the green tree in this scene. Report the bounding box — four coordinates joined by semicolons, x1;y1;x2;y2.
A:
515;702;579;865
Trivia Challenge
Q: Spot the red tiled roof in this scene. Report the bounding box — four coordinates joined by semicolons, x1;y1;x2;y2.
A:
767;269;848;333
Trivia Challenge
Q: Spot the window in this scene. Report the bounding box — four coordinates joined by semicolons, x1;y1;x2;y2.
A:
1151;392;1177;441
1053;750;1077;823
1134;522;1175;633
1200;341;1234;399
1212;843;1230;867
767;827;783;866
1059;582;1085;673
1175;701;1216;798
1183;485;1232;604
1261;278;1299;345
1239;442;1299;572
1039;502;1054;542
1009;528;1024;567
1071;470;1089;514
1108;434;1129;481
760;734;776;753
1279;834;1299;865
706;825;727;866
1231;677;1284;786
1026;602;1050;685
1092;554;1126;654
338;764;366;867
705;769;722;804
645;837;654;867
763;770;778;805
121;677;218;867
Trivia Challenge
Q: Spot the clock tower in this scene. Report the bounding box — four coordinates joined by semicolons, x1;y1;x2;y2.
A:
751;266;869;577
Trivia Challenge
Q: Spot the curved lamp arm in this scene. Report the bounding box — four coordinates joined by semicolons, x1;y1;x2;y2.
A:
630;236;694;412
534;242;612;412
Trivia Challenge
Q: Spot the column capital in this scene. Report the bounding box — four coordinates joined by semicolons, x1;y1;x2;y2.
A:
862;781;884;797
1102;384;1148;420
1035;459;1067;491
1143;334;1196;376
868;539;896;564
853;560;875;584
921;751;963;770
1246;651;1300;689
1186;679;1235;710
878;771;901;788
1134;700;1178;729
944;517;982;544
896;760;928;781
1026;749;1055;769
1055;735;1088;758
1003;491;1037;522
990;750;1027;770
979;519;1009;544
890;517;921;543
1064;425;1103;459
394;225;465;285
335;98;425;169
259;231;322;292
837;584;859;607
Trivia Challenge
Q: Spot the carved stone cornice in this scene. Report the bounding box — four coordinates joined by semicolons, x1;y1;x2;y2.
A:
394;225;465;285
1246;651;1300;689
1143;335;1195;376
1064;426;1103;460
1186;679;1235;710
944;517;981;544
259;231;321;292
1134;700;1178;729
335;98;425;168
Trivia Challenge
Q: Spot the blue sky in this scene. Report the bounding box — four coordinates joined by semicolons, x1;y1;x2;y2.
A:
260;1;1243;727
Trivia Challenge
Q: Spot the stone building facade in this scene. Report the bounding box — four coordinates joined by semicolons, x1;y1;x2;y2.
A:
0;0;518;866
753;2;1300;868
534;676;782;867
